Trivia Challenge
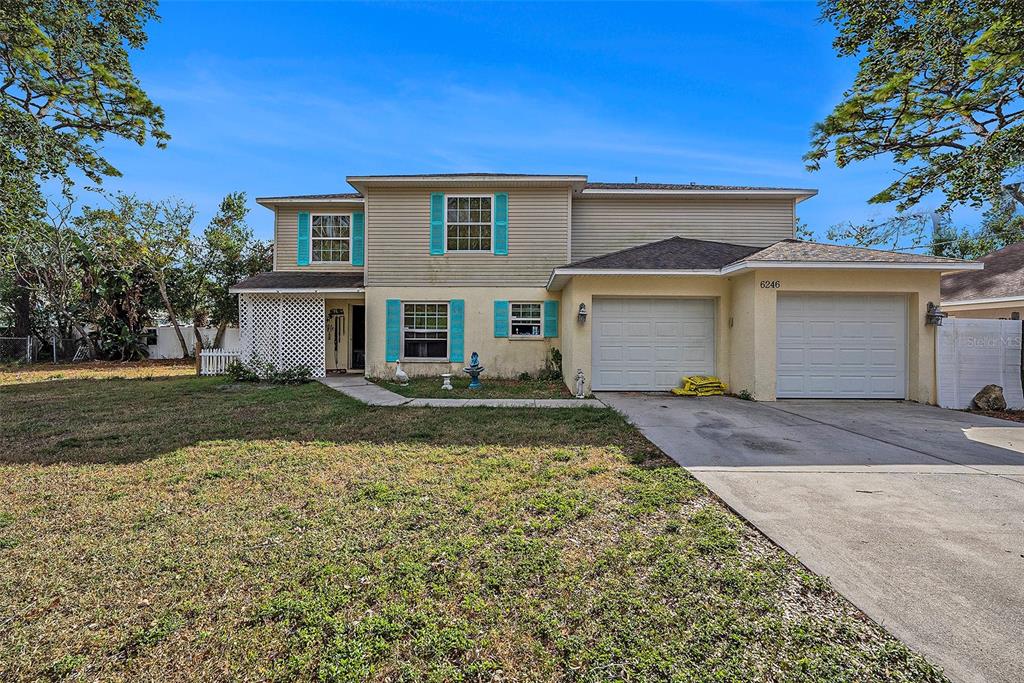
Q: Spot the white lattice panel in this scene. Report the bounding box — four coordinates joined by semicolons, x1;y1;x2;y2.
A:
237;293;326;376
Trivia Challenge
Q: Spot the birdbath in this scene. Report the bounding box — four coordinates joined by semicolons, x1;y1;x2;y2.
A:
463;351;485;389
440;373;453;391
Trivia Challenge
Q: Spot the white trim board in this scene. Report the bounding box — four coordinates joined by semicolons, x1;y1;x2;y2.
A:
228;287;365;295
546;261;980;290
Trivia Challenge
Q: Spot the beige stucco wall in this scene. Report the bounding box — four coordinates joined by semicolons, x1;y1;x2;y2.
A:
557;269;941;402
945;303;1024;319
558;275;733;395
274;203;367;273
734;269;941;403
364;286;560;380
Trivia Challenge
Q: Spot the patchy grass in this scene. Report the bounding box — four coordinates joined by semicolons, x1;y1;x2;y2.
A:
0;363;947;682
375;374;572;399
0;359;194;386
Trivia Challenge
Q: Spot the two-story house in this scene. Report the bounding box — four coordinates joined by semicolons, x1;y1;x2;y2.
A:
230;173;980;401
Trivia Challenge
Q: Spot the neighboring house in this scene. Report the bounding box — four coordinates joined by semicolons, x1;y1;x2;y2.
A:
230;173;981;401
942;242;1024;320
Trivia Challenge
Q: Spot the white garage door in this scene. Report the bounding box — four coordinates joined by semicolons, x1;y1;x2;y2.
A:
592;298;715;391
776;293;907;398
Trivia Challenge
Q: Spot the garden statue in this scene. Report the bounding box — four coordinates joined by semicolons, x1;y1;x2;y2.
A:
575;369;586;398
441;373;453;391
463;351;485;389
394;360;409;386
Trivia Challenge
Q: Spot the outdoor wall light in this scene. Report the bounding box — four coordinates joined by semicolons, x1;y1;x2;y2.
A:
926;302;948;326
577;303;588;324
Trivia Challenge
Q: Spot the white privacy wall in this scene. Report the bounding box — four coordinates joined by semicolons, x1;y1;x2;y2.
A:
238;294;326;376
936;318;1024;409
149;325;240;359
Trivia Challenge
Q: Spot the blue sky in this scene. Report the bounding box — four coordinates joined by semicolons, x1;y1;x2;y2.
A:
93;1;976;243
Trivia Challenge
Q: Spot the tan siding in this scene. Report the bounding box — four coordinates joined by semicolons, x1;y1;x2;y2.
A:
570;196;795;262
365;187;569;287
274;203;366;273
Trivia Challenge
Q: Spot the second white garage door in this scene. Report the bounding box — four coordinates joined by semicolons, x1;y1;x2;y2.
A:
776;293;907;398
592;298;715;391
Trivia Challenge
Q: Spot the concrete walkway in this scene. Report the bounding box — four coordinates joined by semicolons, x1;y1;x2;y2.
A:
598;393;1024;683
317;375;605;408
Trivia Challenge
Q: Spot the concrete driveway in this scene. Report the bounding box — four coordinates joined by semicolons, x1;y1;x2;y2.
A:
598;394;1024;683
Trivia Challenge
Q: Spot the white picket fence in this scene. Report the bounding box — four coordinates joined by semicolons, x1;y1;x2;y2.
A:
199;349;241;376
936;318;1024;409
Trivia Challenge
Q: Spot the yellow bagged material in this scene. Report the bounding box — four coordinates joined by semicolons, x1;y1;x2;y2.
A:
674;375;728;397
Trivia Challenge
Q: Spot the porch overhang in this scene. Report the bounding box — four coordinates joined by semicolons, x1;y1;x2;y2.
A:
230;272;365;295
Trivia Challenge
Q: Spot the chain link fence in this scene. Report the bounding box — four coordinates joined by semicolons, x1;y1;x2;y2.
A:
0;336;91;363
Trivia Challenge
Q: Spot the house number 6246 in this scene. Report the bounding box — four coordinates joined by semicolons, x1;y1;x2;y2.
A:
760;280;781;289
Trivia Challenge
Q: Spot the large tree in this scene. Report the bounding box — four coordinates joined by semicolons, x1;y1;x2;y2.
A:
806;0;1024;219
79;193;194;357
1;0;167;336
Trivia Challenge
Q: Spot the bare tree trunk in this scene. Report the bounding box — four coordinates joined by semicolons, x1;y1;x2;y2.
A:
156;273;190;358
192;325;205;354
212;319;228;349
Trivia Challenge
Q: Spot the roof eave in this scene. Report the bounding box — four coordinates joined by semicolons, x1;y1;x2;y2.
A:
347;175;588;192
720;260;983;274
547;260;982;290
941;294;1024;308
578;188;818;201
255;197;365;209
228;287;366;295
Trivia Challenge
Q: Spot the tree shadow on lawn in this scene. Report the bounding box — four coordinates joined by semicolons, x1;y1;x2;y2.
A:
0;375;664;466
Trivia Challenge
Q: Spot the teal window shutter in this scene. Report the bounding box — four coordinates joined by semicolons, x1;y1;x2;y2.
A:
351;211;365;266
449;299;465;363
430;193;445;255
297;212;310;266
493;192;508;255
543;300;559;338
494;300;509;338
385;299;401;362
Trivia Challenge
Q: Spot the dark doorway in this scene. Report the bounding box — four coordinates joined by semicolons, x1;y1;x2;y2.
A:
351;305;366;370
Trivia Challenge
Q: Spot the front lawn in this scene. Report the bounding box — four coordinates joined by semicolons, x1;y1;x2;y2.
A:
0;362;946;682
375;374;572;399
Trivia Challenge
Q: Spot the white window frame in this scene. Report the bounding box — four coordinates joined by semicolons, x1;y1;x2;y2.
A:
310;213;353;264
509;301;543;339
444;194;494;254
401;301;450;361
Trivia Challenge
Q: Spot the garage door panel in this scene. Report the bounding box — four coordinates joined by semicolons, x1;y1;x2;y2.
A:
592;298;715;391
777;294;906;399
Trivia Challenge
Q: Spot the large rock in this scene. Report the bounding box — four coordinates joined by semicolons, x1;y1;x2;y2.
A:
973;384;1007;412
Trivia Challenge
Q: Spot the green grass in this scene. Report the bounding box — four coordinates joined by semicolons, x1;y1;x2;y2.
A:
374;375;573;399
0;362;947;682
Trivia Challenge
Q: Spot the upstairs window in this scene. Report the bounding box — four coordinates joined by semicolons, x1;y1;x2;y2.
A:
403;302;449;359
510;302;542;338
312;214;350;262
446;196;492;252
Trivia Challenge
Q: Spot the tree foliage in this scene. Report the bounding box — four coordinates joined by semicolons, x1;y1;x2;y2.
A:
807;0;1024;213
0;0;167;213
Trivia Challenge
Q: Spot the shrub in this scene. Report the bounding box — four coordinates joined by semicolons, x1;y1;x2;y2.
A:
227;357;312;385
538;347;562;381
227;359;261;382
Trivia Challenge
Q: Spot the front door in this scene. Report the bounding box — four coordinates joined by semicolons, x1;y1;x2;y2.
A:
351;305;365;370
326;307;347;372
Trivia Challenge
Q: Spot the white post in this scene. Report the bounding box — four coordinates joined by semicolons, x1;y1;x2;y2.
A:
52;335;57;363
25;336;32;363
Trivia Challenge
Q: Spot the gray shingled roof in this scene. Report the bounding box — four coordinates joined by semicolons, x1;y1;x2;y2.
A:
942;242;1024;301
231;272;364;291
746;240;967;264
560;237;972;272
583;182;815;192
566;236;762;270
